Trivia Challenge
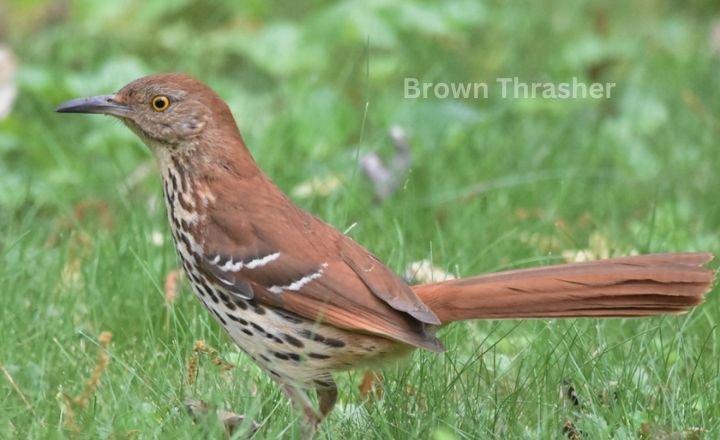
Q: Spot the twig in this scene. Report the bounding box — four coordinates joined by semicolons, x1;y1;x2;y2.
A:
72;331;112;409
58;331;113;432
1;363;39;422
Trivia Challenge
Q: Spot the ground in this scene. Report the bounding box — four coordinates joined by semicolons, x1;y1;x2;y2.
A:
1;1;719;438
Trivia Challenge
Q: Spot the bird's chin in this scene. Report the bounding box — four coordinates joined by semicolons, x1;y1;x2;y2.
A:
121;119;165;151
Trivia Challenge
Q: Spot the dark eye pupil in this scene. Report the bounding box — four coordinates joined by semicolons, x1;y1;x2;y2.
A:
154;98;166;108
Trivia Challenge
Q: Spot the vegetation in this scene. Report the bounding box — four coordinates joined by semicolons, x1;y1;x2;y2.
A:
1;1;718;438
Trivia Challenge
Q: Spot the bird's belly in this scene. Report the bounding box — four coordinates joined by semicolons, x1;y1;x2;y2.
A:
163;192;406;386
184;274;402;387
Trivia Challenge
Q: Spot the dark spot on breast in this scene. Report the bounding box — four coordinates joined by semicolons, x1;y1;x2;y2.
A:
282;334;304;348
195;284;207;298
269;369;281;378
206;287;219;304
308;353;330;360
272;352;289;361
169;171;178;192
259;354;271;363
297;329;344;347
253;305;266;315
234;298;248;310
272;351;300;362
172;157;188;192
215;291;237;311
298;329;324;342
180;234;193;253
241;328;253;336
250;322;266;335
323;338;345;348
211;309;227;325
188;271;202;285
227;314;248;326
222;299;236;311
177;192;193;211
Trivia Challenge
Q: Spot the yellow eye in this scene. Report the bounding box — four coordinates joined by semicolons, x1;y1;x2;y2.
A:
151;95;170;112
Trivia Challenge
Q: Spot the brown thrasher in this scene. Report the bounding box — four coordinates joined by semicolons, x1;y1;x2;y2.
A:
57;74;715;436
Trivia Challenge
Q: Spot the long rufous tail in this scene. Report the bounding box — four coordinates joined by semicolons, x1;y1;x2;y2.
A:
413;253;715;324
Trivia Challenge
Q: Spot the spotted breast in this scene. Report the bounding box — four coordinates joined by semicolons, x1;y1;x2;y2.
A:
159;152;401;403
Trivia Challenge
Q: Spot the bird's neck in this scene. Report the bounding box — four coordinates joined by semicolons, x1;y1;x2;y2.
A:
154;134;271;230
158;150;209;226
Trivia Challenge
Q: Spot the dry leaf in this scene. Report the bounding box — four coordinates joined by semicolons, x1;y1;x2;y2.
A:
358;371;384;401
562;420;582;440
164;269;181;305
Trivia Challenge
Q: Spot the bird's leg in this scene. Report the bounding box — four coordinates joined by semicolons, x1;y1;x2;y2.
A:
281;384;321;438
316;377;338;417
280;376;337;439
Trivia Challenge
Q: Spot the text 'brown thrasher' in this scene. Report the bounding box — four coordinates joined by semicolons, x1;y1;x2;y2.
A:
57;73;715;436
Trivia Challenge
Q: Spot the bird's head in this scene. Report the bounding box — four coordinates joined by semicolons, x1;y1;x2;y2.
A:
56;73;241;154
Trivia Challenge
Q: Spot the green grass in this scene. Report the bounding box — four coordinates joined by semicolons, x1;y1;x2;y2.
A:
2;1;719;438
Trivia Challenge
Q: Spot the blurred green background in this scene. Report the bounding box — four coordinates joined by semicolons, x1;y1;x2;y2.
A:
1;1;719;439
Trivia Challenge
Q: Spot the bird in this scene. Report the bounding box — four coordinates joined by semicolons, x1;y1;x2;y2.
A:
57;73;715;437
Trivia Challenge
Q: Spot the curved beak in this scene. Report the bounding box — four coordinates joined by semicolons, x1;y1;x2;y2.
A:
56;94;129;117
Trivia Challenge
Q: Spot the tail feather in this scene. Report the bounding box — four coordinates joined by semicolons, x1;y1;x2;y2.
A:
413;252;715;324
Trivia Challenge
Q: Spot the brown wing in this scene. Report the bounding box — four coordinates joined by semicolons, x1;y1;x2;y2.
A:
197;185;443;351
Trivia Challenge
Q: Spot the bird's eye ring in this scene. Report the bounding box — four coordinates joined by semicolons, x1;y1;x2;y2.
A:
151;95;170;112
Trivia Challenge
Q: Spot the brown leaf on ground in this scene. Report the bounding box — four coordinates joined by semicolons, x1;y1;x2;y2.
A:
561;379;580;407
359;371;384;401
562;420;582;440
